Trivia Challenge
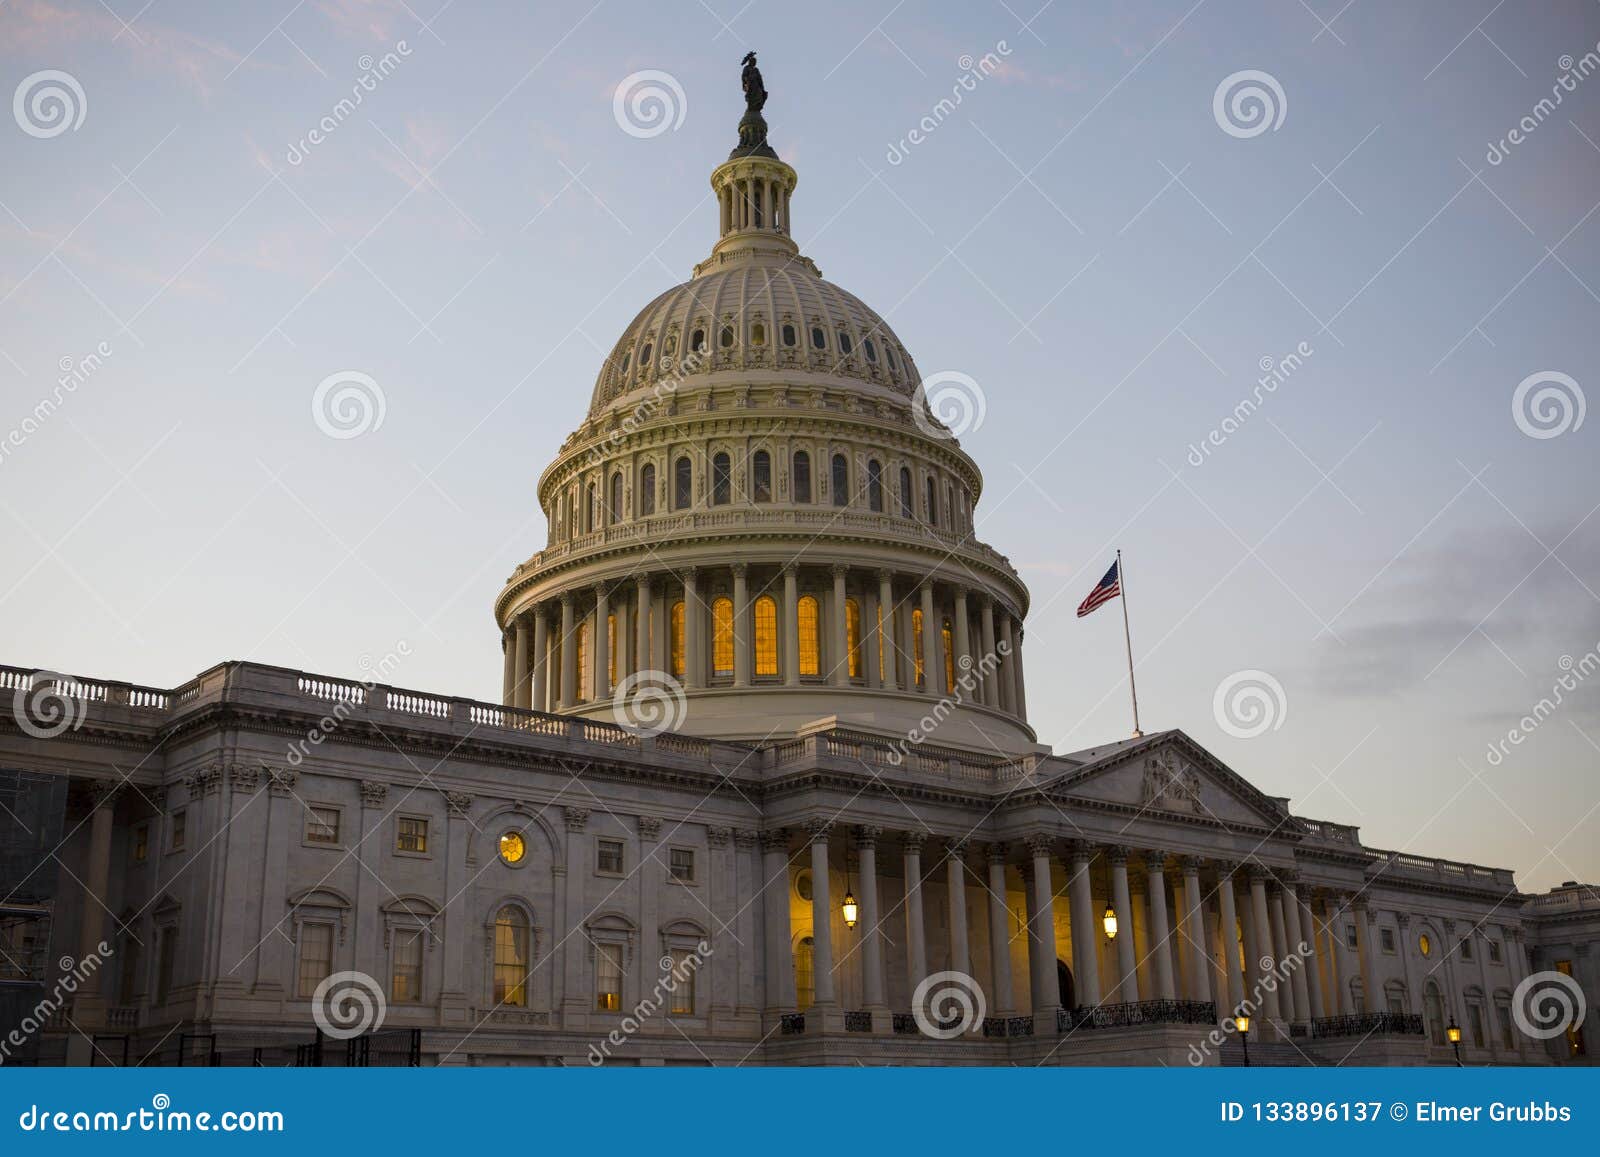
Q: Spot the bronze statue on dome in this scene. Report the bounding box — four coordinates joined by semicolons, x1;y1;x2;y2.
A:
741;52;767;113
731;51;777;160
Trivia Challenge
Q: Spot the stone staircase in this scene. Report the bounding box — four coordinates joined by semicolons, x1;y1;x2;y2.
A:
1219;1037;1318;1066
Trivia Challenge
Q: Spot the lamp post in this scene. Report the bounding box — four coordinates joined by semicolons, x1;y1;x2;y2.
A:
1235;1014;1251;1067
1447;1018;1462;1066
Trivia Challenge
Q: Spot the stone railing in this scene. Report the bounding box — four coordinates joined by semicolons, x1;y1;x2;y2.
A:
1526;887;1600;911
1059;1000;1217;1032
1310;1012;1424;1039
0;665;172;712
1367;849;1516;889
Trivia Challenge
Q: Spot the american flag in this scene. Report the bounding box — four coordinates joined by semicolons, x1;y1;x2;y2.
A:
1076;559;1121;618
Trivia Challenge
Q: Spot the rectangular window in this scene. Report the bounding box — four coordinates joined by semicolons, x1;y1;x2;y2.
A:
1469;1003;1485;1049
391;928;423;1003
131;823;148;863
1556;960;1586;1055
155;926;177;1004
117;941;140;1004
1497;1003;1515;1050
596;943;623;1011
0;914;45;983
1380;928;1396;953
1488;939;1502;964
1459;937;1473;961
597;839;624;875
397;817;428;854
669;848;695;883
1345;924;1358;949
169;809;187;852
668;948;696;1015
1387;994;1404;1015
297;922;333;998
305;806;340;845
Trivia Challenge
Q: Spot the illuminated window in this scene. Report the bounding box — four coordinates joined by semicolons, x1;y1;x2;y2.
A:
867;459;883;512
751;323;766;347
942;619;954;693
712;597;734;676
391;928;423;1003
498;832;526;865
752;450;772;502
754;595;778;676
493;906;529;1007
795;936;815;1010
831;454;849;507
846;598;862;679
577;620;592;701
668;948;696;1015
1418;933;1432;957
132;823;148;862
712;452;731;505
297;922;333;998
674;456;692;509
797;595;820;676
596;943;623;1011
876;603;885;681
670;600;685;678
912;607;925;687
608;613;617;687
305;805;340;845
397;817;428;854
793;451;812;503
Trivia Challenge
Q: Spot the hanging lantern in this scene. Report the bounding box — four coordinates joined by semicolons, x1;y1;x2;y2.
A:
841;890;859;929
1102;903;1118;941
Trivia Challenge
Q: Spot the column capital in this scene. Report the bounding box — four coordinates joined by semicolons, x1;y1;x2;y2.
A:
637;815;661;841
731;561;748;578
1067;839;1097;863
901;830;928;853
1247;862;1275;883
876;568;894;584
1178;854;1204;874
805;818;833;844
830;562;849;579
781;562;798;578
946;837;970;859
445;791;473;818
758;828;789;852
950;583;969;601
634;573;654;594
851;824;882;850
1397;912;1411;930
1024;832;1055;859
733;828;760;849
359;780;388;808
1143;848;1169;871
563;806;590;832
682;564;698;582
985;841;1009;865
559;591;575;608
706;826;733;848
1104;844;1131;866
84;778;123;807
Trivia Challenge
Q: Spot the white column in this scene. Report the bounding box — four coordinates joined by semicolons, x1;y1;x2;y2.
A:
501;630;515;705
830;564;849;686
1145;850;1176;1001
1181;857;1210;1003
514;615;533;709
782;565;799;687
1248;870;1282;1019
761;830;795;1014
999;614;1018;712
1282;878;1315;1021
635;577;652;674
592;584;611;702
952;586;971;693
903;832;928;998
558;595;576;709
732;563;750;688
808;822;835;1008
1011;627;1027;720
919;582;941;696
1327;897;1353;1015
1269;887;1294;1019
856;827;886;1011
1352;900;1375;1014
876;570;898;691
946;840;971;980
1299;891;1328;1019
978;598;999;707
1217;866;1246;1017
682;567;701;690
987;845;1015;1014
1108;847;1139;1003
1067;842;1101;1006
1025;836;1060;1028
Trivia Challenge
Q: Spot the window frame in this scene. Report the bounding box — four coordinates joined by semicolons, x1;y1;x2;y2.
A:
302;803;342;849
667;846;698;885
395;815;431;858
596;838;625;877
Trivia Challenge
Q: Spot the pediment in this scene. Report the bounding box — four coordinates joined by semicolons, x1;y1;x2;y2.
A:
1052;731;1296;832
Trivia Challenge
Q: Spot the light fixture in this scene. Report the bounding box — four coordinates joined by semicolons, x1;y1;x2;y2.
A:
1447;1016;1463;1065
1234;1014;1251;1067
841;890;858;929
1102;903;1118;941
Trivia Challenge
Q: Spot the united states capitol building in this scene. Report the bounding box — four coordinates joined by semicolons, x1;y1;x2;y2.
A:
1;63;1594;1068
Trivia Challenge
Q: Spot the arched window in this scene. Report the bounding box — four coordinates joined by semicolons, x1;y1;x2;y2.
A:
669;601;685;678
712;452;732;506
639;463;656;516
690;328;705;353
752;450;772;503
885;345;898;373
876;602;886;682
751;323;766;347
837;330;853;355
793;451;812;503
781;323;797;347
830;454;849;508
898;466;913;518
719;325;734;349
1384;980;1409;1016
863;338;877;363
795;936;815;1010
576;620;591;701
674;456;692;510
493;906;530;1007
945;483;954;529
846;598;862;679
712;597;734;677
925;476;937;525
810;326;826;350
1424;982;1445;1045
942;619;955;693
912;607;925;688
797;595;820;676
866;459;883;512
609;472;623;523
584;482;595;533
640;342;653;369
754;595;778;677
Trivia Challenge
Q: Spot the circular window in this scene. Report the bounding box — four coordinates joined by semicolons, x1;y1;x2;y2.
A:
1418;933;1431;957
499;832;526;865
795;869;813;902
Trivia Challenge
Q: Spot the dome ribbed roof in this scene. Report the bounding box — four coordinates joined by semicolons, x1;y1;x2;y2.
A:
587;261;922;419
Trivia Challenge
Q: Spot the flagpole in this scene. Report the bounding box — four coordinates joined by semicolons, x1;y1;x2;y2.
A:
1118;549;1142;738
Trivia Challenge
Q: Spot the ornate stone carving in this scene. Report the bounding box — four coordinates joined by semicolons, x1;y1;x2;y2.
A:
706;825;732;848
636;814;660;839
266;768;298;797
902;830;929;853
564;806;591;832
1145;849;1170;872
359;780;388;807
986;841;1008;865
1024;832;1054;859
445;791;473;818
733;828;759;849
852;824;882;850
758;828;788;852
184;765;222;797
1142;750;1200;813
227;764;260;793
805;818;833;843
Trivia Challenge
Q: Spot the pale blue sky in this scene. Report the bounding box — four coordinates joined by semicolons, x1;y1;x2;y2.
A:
2;0;1597;888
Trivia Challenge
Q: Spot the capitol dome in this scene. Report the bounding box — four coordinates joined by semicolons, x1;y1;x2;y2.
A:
494;73;1036;753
